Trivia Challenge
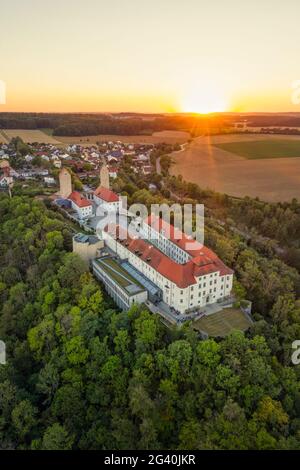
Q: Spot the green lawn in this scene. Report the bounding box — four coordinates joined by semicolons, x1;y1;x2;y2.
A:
214;139;300;159
193;308;252;337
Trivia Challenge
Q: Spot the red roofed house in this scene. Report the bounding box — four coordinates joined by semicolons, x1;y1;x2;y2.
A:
108;166;118;179
57;168;93;219
94;186;120;213
103;216;234;314
68;191;93;219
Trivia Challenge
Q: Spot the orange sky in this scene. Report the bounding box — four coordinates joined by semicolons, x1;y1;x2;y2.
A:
1;0;300;113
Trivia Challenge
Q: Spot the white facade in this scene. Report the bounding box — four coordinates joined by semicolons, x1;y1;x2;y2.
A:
108;170;118;179
53;159;62;168
44;176;55;185
141;222;190;264
94;195;120;213
103;230;233;314
70;201;93;219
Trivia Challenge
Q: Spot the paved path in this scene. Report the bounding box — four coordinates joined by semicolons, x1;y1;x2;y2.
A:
156;157;162;175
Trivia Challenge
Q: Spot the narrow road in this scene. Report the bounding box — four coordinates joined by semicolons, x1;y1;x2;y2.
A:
156;157;162;175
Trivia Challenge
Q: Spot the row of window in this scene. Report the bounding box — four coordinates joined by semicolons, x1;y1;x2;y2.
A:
178;282;230;306
114;238;232;311
180;279;226;295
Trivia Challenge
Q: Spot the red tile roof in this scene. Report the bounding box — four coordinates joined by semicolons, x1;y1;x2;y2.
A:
68;191;92;208
108;166;118;173
94;186;119;202
145;214;204;256
105;224;233;288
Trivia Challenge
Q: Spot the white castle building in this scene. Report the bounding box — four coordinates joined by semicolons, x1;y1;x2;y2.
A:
90;213;234;315
66;163;234;317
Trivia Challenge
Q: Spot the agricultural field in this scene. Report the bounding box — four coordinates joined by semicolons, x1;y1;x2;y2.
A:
2;129;61;144
55;130;190;145
214;139;300;159
170;134;300;202
1;128;189;146
0;130;9;143
193;308;252;338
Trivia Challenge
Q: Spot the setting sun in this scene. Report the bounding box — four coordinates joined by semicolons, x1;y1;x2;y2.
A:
181;88;228;114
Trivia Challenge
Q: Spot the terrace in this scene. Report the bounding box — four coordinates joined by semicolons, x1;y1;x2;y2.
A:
93;257;145;295
193;307;253;338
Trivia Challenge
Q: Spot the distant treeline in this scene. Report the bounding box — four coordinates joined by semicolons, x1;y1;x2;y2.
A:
54;118;163;136
247;115;300;127
2;112;300;136
0;112;231;136
260;127;300;135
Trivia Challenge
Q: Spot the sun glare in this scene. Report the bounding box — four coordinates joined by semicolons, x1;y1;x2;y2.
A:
181;88;228;114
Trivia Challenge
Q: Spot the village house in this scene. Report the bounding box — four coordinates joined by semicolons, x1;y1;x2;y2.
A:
108;166;118;179
44;176;56;185
94;186;120;212
56;168;93;219
142;165;153;175
68;191;93;219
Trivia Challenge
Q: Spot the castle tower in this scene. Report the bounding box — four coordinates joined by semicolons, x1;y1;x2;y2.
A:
59;168;72;198
100;163;110;189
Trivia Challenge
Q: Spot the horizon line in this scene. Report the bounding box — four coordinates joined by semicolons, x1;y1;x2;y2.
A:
1;111;300;116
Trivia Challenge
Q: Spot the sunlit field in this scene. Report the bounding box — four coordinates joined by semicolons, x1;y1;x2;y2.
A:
55;130;190;145
0;130;9;143
3;129;61;144
214;139;300;159
170;134;300;202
